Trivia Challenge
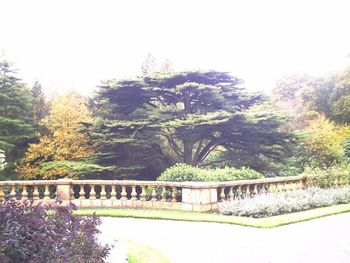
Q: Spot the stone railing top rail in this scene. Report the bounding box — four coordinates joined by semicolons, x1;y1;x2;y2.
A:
0;175;307;189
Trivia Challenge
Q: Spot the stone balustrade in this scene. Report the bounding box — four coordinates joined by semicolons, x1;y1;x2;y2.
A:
0;175;308;212
216;175;307;201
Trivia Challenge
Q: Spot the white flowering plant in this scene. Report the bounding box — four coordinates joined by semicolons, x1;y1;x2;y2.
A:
218;186;350;218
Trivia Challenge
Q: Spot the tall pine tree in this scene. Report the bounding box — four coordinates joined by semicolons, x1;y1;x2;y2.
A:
0;60;36;178
31;81;48;122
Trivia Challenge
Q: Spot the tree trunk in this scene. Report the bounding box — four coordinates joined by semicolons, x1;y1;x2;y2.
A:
183;137;193;164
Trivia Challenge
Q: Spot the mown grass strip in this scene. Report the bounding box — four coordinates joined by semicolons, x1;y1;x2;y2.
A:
126;240;170;263
73;203;350;228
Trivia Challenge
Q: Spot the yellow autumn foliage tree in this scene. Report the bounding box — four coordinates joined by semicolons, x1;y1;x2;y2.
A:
300;115;350;167
17;91;93;179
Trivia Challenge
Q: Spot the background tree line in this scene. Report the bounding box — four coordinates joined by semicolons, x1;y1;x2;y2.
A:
1;58;350;181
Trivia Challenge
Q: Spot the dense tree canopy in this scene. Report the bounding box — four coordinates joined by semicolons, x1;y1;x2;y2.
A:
92;71;293;179
0;61;36;178
273;67;350;174
274;67;350;126
18;92;94;179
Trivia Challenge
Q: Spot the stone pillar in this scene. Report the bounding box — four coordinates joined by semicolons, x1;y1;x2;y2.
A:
300;176;307;190
181;183;218;212
56;179;73;204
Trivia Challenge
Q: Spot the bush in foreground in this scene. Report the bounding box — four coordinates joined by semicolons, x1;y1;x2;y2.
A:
157;163;263;182
0;200;110;263
219;186;350;218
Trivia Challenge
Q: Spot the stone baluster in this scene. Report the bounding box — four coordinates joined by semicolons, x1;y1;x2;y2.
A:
151;186;157;202
269;183;277;193
171;187;177;202
79;185;85;200
161;187;167;202
120;186;127;201
22;185;28;200
0;185;4;201
284;182;289;191
220;187;226;201
281;182;286;191
10;185;16;199
229;187;234;200
245;185;251;197
130;185;138;201
140;186;146;201
44;185;51;200
110;185;117;200
71;186;75;199
264;183;270;193
252;184;258;195
100;184;107;200
90;185;96;200
33;185;40;200
275;182;281;192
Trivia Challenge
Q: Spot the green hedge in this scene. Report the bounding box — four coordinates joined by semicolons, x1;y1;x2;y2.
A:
157;163;263;182
305;165;350;188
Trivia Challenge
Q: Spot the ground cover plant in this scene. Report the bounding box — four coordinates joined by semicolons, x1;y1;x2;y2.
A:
218;186;350;218
0;199;110;263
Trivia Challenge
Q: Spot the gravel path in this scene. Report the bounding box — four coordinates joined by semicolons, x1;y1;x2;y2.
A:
99;212;350;263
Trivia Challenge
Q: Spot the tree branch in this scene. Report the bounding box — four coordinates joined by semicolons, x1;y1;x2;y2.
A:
192;138;204;164
196;140;218;164
160;132;183;160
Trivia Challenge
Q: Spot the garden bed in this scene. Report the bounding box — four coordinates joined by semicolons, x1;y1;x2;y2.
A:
74;202;350;228
219;186;350;218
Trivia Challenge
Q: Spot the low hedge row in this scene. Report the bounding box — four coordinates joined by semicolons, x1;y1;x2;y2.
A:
157;163;263;182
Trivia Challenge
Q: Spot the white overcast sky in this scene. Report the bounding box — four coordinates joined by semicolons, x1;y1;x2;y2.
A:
1;0;350;96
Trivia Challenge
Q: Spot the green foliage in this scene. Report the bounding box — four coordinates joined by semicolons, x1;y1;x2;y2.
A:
0;60;36;177
266;157;303;177
219;186;350;218
344;137;350;161
157;163;263;182
127;240;171;263
304;165;350;188
295;117;350;168
92;71;292;179
17;92;95;180
274;67;350;125
328;67;350;124
31;81;48;122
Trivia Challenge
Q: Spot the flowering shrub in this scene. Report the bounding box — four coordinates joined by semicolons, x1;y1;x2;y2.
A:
157;163;263;182
218;186;350;218
0;200;110;263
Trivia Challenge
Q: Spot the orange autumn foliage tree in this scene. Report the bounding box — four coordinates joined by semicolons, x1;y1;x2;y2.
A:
17;92;93;179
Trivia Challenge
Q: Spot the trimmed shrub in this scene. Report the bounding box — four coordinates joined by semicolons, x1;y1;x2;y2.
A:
305;165;350;188
157;163;263;182
218;186;350;218
0;200;110;263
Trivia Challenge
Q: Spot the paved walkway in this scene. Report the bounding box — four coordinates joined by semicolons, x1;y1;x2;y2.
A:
99;213;350;263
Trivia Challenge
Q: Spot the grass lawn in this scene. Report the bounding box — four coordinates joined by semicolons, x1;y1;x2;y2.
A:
126;240;170;263
73;203;350;228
